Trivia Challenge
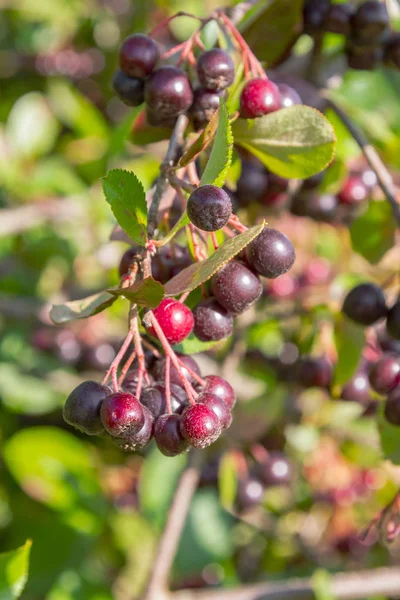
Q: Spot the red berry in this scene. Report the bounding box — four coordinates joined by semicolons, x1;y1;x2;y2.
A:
147;298;194;345
297;356;332;388
240;78;281;119
203;375;236;409
197;48;235;91
180;403;221;449
100;392;145;437
197;392;232;430
112;406;154;451
338;176;369;205
154;414;189;456
120;33;160;78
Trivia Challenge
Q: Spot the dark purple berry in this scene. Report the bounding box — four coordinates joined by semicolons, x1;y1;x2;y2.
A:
351;1;389;40
145;66;193;118
119;246;139;277
384;388;400;426
237;477;264;509
190;88;221;129
325;3;354;35
369;355;400;395
338;176;369;205
154;414;189;456
297;356;332;388
197;392;232;430
84;342;116;372
258;453;292;486
203;375;236;409
187;185;232;232
152;354;200;386
386;301;400;339
112;406;154;451
303;0;331;33
341;371;371;404
100;392;145;437
240;78;281;119
123;368;154;395
278;84;302;108
120;33;159;78
291;191;339;223
141;382;188;418
246;228;295;279
342;283;387;326
152;244;192;284
63;381;110;435
112;70;145;107
197;48;235;91
377;326;400;354
193;298;233;342
236;161;269;205
147;298;194;345
211;260;262;315
180;403;221;449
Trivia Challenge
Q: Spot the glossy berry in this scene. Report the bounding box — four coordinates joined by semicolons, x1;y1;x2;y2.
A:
278;84;302;108
342;283;387;326
141;382;187;418
191;88;221;129
236;161;269;205
119;33;159;78
180;403;221;449
351;1;389;40
123;368;153;395
63;381;110;435
386;301;400;339
187;185;232;232
145;66;193;118
237;477;264;509
297;356;332;388
240;78;281;119
246;228;295;279
291;191;338;222
325;3;354;35
197;48;235;91
147;298;194;345
119;246;139;277
197;392;232;430
203;375;236;409
258;453;292;486
113;71;145;107
112;406;154;451
369;355;400;394
152;354;200;386
211;260;262;315
341;370;371;404
338;176;369;205
193;298;233;342
384;388;400;426
154;414;189;456
100;392;145;437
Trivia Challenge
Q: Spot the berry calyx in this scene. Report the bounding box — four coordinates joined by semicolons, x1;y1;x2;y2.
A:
145;65;193;118
338;176;369;205
197;392;232;430
147;298;194;345
342;283;387;326
245;227;296;279
197;48;235;91
180;403;221;449
113;71;145;107
386;300;400;339
240;78;281;119
100;392;145;437
119;33;160;78
203;375;236;409
154;414;189;456
369;355;400;394
187;185;232;232
112;406;154;451
211;260;262;315
297;356;332;388
193;298;233;342
63;380;110;435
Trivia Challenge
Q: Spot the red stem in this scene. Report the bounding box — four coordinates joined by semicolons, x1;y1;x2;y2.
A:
118;349;137;386
165;355;173;414
177;357;206;387
102;330;134;390
210;231;219;250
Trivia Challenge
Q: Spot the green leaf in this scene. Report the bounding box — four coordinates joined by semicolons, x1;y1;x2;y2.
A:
377;402;400;465
102;169;148;246
108;277;164;308
350;201;396;264
218;452;238;510
334;316;365;386
164;223;265;296
311;569;335;600
50;291;116;324
233;105;336;179
200;100;233;187
0;364;63;416
0;540;32;600
157;211;191;247
173;332;222;354
240;0;303;65
178;107;220;168
107;104;143;158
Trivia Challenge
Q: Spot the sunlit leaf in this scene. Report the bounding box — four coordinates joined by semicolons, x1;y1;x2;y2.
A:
50;291;116;324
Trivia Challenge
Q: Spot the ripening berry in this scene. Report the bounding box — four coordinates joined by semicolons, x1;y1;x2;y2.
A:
180;403;221;449
100;392;145;437
147;298;194;345
197;392;232;430
112;406;154;451
203;375;236;409
369;355;400;394
240;78;281;119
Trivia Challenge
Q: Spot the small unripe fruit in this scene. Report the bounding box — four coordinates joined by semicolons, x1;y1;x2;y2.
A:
187;185;232;232
119;33;160;78
180;403;221;449
246;228;295;279
197;48;235;91
147;298;194;345
100;392;145;437
64;380;110;435
154;414;189;456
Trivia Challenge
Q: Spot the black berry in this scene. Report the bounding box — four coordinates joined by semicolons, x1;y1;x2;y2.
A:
369;355;400;394
147;298;194;345
154;414;189;456
303;0;331;33
351;1;389;40
190;88;221;129
240;78;281;119
141;382;187;418
197;392;232;430
342;283;387;326
384;388;400;426
278;84;302;108
63;380;110;435
297;356;332;388
123;368;154;395
187;185;232;232
211;260;262;315
112;406;154;451
145;66;193;118
246;228;295;279
100;392;145;437
120;33;160;77
197;48;235;91
180;403;221;449
386;301;400;339
193;298;233;342
236;161;269;205
203;375;236;409
113;71;145;107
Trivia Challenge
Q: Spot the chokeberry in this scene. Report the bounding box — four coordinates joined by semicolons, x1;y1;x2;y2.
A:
100;392;145;437
190;88;221;129
341;370;371;404
338;176;369;205
197;392;232;430
113;71;145;107
154;414;189;456
384;388;400;426
342;283;387;326
325;3;354;35
193;298;233;342
152;244;192;284
180;403;221;449
145;65;193;118
278;84;302;108
141;382;187;418
258;453;292;486
152;354;201;386
64;380;110;435
291;191;339;223
303;0;331;33
120;33;160;78
236;161;269;205
351;1;389;40
245;228;295;279
203;375;236;409
211;260;262;315
369;355;400;394
197;48;235;91
297;356;332;388
123;368;154;395
112;406;154;451
386;301;400;339
187;185;232;232
147;298;194;345
240;78;281;119
237;477;264;509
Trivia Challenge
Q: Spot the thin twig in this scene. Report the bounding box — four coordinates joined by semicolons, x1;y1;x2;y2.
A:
325;97;400;228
